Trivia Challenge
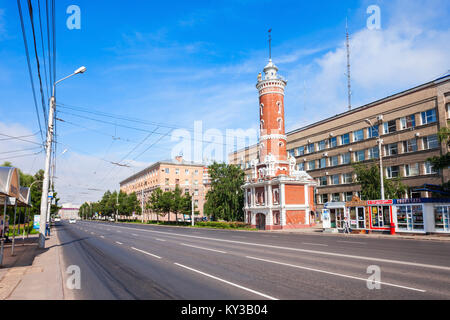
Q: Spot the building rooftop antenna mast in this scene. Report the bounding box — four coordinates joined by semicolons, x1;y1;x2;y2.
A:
346;18;352;111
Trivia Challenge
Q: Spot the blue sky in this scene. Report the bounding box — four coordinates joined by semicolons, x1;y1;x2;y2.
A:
0;0;449;204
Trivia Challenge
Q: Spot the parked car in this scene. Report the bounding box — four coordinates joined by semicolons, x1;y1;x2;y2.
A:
108;217;114;222
69;218;76;224
55;217;61;222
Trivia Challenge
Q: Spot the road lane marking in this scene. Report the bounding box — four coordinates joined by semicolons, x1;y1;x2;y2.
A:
337;241;367;245
246;256;426;293
181;243;227;254
131;247;162;259
117;230;122;233
132;233;138;236
100;236;105;239
155;238;166;242
115;241;123;245
174;263;278;300
85;223;450;272
302;242;328;247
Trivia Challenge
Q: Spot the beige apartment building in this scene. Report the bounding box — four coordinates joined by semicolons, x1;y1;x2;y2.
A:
230;75;450;212
119;156;208;221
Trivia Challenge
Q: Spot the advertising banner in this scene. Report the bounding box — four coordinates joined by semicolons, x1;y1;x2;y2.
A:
33;215;40;230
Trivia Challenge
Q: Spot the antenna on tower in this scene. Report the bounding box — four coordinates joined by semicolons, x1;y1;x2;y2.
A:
346;18;352;111
268;28;272;60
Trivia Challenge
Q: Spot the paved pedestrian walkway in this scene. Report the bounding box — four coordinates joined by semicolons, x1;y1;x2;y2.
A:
0;227;66;300
266;223;450;241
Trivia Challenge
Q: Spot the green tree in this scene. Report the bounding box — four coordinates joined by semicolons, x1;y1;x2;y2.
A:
147;188;164;222
353;162;407;200
204;162;245;222
125;192;141;216
428;124;450;170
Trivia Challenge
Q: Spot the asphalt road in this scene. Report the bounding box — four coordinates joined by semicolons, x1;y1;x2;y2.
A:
55;220;450;300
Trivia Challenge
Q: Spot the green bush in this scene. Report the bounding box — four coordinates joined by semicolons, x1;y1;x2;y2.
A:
196;221;252;229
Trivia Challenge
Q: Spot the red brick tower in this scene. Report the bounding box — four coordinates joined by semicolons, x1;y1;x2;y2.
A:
243;43;317;230
256;59;288;177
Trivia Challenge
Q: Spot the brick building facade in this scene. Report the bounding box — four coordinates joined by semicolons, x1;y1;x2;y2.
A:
119;156;208;221
230;75;450;214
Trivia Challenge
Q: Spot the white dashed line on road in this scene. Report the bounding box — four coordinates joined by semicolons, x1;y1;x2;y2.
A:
337;241;367;245
155;238;166;242
174;263;278;300
181;243;227;254
302;242;328;247
246;256;427;293
115;241;123;245
131;247;162;259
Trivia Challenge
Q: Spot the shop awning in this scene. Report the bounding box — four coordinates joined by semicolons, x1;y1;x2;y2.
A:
412;184;450;196
0;167;20;198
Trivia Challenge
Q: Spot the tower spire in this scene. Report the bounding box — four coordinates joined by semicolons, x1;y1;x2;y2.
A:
268;28;272;60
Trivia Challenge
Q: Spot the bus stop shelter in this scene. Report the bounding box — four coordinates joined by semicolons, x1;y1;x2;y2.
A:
0;167;20;266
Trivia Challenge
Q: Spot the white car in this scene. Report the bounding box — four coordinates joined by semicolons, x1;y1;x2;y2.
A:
55;217;61;222
69;219;76;224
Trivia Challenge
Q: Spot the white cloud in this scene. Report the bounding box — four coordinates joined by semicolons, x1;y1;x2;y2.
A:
283;0;450;129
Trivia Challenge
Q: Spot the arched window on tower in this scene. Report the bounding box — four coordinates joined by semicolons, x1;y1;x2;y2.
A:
260;103;264;116
276;101;282;114
260;120;265;130
277;118;283;130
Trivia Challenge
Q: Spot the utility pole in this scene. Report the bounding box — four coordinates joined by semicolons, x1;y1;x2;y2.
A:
38;66;86;249
38;95;55;248
378;138;385;200
191;170;195;226
365;119;385;200
116;191;118;223
141;189;144;224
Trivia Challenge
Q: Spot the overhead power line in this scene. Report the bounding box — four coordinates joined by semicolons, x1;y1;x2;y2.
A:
0;146;43;155
37;0;50;98
58;110;252;149
16;0;44;143
56;102;253;143
0;132;43;146
0;150;44;162
0;131;40;141
27;0;48;126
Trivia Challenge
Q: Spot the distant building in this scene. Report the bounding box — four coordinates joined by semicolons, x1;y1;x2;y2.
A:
230;75;450;214
58;203;80;220
119;156;209;221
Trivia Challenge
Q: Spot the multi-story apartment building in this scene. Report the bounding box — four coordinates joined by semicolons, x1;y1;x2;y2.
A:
119;156;208;221
230;75;450;213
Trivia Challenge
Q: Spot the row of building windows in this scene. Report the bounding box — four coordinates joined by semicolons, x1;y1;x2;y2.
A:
288;108;437;157
297;134;439;171
318;192;360;204
316;162;437;187
166;178;199;185
164;168;200;175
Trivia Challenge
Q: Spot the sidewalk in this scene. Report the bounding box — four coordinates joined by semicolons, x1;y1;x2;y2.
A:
266;223;450;242
0;227;65;300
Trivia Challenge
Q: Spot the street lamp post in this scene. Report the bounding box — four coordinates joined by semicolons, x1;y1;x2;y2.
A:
38;66;86;249
365;118;385;200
